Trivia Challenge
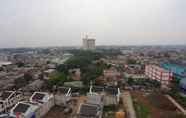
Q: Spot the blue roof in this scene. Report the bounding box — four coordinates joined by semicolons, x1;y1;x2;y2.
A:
161;62;186;79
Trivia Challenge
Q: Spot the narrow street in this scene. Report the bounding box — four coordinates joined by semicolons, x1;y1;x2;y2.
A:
122;91;136;118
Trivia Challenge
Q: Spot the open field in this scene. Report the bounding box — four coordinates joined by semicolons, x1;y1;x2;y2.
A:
131;91;186;118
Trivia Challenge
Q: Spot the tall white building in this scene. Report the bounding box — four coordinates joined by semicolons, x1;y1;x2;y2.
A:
82;35;96;50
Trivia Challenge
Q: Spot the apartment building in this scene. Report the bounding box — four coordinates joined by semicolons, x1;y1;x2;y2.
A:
145;65;173;87
82;35;96;50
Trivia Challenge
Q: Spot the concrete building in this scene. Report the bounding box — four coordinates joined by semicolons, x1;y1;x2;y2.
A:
103;68;121;86
10;102;39;118
90;85;121;106
29;92;54;117
82;35;96;50
0;91;23;113
54;87;71;106
4;92;54;118
145;65;173;88
22;79;45;92
77;94;103;118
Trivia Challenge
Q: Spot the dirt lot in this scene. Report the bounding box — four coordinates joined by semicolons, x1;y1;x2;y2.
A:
45;106;70;118
131;91;186;118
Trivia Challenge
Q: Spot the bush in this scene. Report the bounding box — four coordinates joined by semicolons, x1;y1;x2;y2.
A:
103;105;118;112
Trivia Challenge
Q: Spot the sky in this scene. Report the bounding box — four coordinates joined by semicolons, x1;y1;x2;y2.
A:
0;0;186;48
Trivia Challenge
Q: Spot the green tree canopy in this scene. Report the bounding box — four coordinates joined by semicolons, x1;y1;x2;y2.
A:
49;71;67;86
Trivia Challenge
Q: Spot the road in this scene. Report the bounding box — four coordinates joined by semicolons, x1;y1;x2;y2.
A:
122;91;136;118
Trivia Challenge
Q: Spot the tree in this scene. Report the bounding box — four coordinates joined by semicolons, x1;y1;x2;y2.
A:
0;67;3;71
16;61;24;67
127;59;137;64
24;73;33;82
49;71;67;86
127;78;135;85
57;50;105;85
81;65;103;85
56;64;69;75
14;77;28;89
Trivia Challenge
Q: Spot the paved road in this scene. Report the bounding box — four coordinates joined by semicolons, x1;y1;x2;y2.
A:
165;95;186;115
122;91;136;118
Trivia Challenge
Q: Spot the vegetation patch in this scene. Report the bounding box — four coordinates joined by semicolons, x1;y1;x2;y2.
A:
133;100;150;118
45;50;108;90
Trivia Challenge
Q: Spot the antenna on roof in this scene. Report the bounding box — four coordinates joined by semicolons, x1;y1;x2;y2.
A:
89;81;93;95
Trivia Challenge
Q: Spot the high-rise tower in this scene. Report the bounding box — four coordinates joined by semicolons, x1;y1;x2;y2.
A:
82;35;96;50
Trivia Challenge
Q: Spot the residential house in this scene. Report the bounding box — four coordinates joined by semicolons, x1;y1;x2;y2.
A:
29;92;54;117
77;94;103;118
103;68;120;86
69;68;81;81
21;79;44;92
54;87;71;106
9;102;39;118
91;86;121;106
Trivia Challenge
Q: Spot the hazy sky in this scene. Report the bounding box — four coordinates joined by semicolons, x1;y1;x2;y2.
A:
0;0;186;48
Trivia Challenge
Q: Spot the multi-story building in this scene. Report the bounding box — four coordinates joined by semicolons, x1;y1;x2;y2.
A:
145;65;173;87
82;35;96;50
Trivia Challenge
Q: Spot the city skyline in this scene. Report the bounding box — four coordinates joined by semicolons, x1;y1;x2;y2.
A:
0;0;186;48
